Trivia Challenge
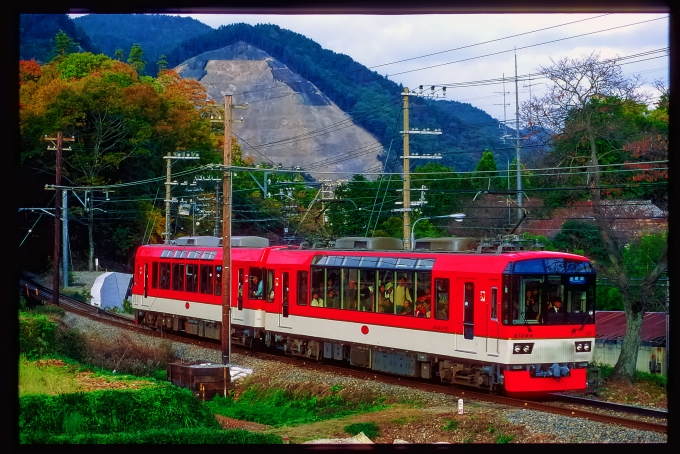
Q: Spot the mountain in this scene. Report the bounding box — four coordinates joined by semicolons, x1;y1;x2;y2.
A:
72;14;213;75
166;22;514;173
175;41;384;177
25;15;522;173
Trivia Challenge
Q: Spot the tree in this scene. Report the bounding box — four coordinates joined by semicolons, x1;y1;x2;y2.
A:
20;56;221;270
114;49;124;61
127;43;146;74
522;52;668;385
53;29;78;57
156;54;168;74
473;150;502;191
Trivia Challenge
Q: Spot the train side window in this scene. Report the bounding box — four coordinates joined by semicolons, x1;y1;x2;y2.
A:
265;269;275;302
415;272;432;317
237;269;244;298
152;262;159;289
282;272;289;305
297;271;309;305
463;282;474;339
249;268;264;299
199;265;212;294
172;263;185;291
214;266;222;296
359;269;376;312
341;267;359;310
186;264;198;292
491;287;498;320
434;278;449;320
159;262;170;290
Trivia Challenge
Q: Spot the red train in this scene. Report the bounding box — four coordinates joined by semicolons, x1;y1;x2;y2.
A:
130;235;596;394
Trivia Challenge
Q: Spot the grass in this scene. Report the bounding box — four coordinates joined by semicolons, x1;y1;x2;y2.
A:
206;382;387;427
442;419;459;431
19;355;83;397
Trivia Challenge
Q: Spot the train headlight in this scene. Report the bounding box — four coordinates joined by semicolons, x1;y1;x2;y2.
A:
575;341;591;353
512;343;534;354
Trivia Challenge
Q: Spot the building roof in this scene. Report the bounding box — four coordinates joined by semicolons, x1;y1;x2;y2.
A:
595;311;667;346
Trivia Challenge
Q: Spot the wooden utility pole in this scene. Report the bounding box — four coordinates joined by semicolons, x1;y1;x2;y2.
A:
45;132;73;304
402;88;411;250
221;95;233;365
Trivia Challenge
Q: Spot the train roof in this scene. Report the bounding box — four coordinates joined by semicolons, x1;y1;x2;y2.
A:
136;239;590;275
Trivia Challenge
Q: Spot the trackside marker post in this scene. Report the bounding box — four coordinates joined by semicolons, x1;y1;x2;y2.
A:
458;398;464;414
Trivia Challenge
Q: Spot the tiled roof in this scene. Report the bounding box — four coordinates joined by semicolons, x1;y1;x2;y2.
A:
595;311;667;346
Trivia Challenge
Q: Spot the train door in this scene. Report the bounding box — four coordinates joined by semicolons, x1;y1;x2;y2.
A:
455;279;477;353
278;270;293;329
232;268;245;324
485;285;499;356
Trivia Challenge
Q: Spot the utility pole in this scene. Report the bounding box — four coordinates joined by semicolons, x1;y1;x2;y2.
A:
45;132;73;304
398;87;442;248
221;95;248;366
163;152;199;243
514;50;523;223
62;190;68;288
402;88;411;250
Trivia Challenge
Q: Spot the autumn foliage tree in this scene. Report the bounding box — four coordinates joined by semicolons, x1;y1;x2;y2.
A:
19;51;221;270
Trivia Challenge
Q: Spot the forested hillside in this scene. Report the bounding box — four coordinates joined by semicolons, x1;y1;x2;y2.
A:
20;14;99;63
166;22;515;172
73;14;213;75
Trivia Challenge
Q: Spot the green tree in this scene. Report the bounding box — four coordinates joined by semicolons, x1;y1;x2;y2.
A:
53;29;78;57
474;150;502;191
156;54;168;74
127;43;146;74
114;49;124;61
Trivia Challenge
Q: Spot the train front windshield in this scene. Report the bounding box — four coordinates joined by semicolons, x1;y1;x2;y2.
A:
501;258;595;325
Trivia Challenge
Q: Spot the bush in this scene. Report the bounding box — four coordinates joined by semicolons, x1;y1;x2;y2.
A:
344;422;380;439
19;312;58;359
80;331;174;377
55;329;87;363
20;383;220;439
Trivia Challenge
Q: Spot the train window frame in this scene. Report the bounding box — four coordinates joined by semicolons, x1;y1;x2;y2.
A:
174;250;187;259
249;267;265;300
463;282;474;339
434;278;450;320
185;264;198;292
214;266;222;296
152;262;159;289
297;271;309;305
172;263;185;291
161;250;173;258
201;251;216;260
491;287;498;320
159;262;170;290
199;265;212;294
265;269;275;302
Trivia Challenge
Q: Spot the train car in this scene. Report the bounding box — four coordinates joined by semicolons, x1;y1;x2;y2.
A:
130;235;596;394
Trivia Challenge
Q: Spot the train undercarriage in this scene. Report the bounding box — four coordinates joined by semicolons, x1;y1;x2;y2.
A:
135;309;502;391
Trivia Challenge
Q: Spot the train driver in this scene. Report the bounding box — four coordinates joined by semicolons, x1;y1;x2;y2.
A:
251;275;263;298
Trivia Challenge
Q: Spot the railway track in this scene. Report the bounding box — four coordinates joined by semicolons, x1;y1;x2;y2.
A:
20;278;666;435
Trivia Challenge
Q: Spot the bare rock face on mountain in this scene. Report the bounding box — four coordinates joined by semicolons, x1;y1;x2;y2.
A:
174;42;385;178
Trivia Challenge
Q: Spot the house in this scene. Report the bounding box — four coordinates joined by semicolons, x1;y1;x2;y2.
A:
593;311;667;376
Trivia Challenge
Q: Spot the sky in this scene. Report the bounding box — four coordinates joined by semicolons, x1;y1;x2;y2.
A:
165;13;669;122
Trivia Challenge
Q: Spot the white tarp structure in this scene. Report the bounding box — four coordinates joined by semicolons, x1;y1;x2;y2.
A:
90;272;133;309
